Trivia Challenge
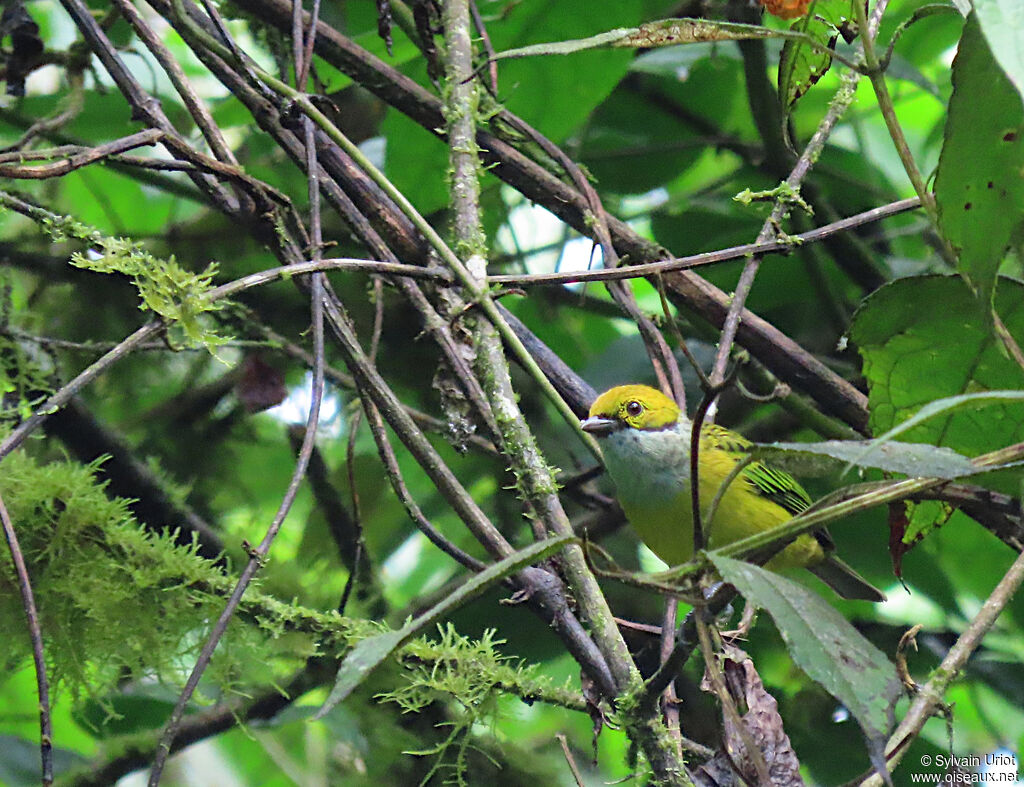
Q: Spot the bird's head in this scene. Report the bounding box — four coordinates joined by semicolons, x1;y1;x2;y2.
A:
580;384;681;436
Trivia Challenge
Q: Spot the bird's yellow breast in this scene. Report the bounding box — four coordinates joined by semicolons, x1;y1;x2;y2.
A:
603;422;823;570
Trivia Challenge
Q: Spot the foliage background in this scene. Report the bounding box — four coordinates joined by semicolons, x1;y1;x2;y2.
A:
1;0;1024;784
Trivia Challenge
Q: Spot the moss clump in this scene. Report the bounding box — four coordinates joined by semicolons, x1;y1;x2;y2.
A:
0;450;346;704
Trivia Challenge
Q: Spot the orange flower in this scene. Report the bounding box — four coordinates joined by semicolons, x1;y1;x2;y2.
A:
760;0;811;19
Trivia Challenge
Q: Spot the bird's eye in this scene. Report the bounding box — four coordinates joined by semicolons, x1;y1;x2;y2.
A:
625;401;643;417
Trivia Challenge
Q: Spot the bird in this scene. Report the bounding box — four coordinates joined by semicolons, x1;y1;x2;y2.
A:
580;384;884;602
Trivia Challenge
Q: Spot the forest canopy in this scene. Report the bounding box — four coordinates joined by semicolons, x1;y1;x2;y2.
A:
2;0;1024;785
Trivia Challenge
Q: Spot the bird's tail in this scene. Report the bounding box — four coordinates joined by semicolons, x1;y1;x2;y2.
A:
808;555;886;602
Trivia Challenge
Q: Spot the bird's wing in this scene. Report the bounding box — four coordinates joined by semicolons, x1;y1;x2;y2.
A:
701;423;812;517
741;462;813;516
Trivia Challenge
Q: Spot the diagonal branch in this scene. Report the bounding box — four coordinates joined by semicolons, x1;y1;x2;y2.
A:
0;492;53;786
224;0;873;431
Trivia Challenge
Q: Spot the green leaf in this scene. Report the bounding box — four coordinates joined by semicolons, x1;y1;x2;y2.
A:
850;275;1024;471
711;555;901;783
315;534;574;718
865;391;1024;450
0;734;87;786
752;439;979;479
580;57;742;194
778;14;836;111
902;498;953;544
973;0;1024;105
935;15;1024;307
490;0;642;143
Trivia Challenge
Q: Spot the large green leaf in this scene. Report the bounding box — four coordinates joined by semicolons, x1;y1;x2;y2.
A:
935;15;1024;307
850;275;1024;467
484;0;644;143
973;0;1024;105
711;555;900;782
752;439;979;479
579;58;742;194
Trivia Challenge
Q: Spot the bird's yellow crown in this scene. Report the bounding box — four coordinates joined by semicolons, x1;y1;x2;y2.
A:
587;384;681;431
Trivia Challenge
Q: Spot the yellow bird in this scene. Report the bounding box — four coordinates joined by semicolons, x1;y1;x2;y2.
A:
581;384;883;601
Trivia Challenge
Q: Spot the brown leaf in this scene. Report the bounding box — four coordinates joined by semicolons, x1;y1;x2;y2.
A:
697;643;806;787
888;501;910;578
237;354;287;413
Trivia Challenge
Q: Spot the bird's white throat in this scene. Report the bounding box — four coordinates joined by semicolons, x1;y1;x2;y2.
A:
599;419;693;509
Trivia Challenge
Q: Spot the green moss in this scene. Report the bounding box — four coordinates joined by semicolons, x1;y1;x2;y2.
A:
733;182;813;218
0;279;53;420
378;623;580;785
0;450;365;704
69;237;226;352
2;199;229;353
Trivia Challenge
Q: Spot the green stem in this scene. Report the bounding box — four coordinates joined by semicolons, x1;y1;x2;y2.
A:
853;0;939;230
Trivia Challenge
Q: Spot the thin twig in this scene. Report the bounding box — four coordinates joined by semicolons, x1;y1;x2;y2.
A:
556;733;586;787
146;282;326;787
0;327;271;354
0;321;163;461
853;0;938;230
290;0;305;85
656;276;710;394
861;548;1024;786
340;406;365;614
0;492;53;786
362;396;485;571
486;197;922;287
708;66;863;388
338;279;387;612
469;0;498;95
0;128;164;178
205;257;452;300
298;0;322;88
659;597;682;758
696;616;771;785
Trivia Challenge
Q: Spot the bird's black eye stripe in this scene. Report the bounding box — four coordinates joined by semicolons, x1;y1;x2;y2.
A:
625;400;643;417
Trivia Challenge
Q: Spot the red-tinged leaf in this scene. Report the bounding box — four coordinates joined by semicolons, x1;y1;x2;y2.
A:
237;354;286;413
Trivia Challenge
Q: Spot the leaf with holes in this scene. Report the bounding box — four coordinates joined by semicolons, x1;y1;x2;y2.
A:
935;16;1024;307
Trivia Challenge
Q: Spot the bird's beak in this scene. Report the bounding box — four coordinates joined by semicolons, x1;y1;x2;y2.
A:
580;416;618;436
